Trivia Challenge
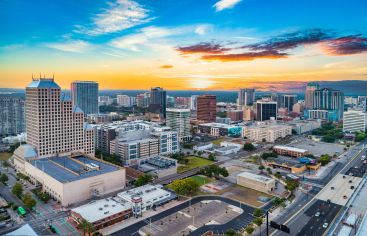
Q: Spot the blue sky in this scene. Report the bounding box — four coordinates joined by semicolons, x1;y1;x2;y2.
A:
0;0;367;90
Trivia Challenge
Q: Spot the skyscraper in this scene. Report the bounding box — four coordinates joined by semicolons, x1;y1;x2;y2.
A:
256;100;277;121
279;94;297;112
311;88;344;121
190;95;198;110
238;88;255;108
197;95;216;123
26;78;94;157
149;87;167;118
0;97;25;136
305;82;319;109
166;108;191;141
136;92;150;108
71;81;99;115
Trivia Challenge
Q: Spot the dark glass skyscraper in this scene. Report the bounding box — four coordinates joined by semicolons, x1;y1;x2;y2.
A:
149;87;167;118
256;100;277;121
279;94;297;112
71;81;99;115
311;88;344;120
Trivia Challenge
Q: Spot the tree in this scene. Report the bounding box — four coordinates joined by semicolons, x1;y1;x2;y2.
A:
266;167;272;175
253;208;263;217
254;217;263;227
79;219;95;236
243;143;255;151
274;172;282;179
319;154;331;166
322;134;335;143
285;179;299;193
245;225;255;235
225;229;241;236
134;174;153;187
261;152;278;160
355;132;367;142
0;173;8;184
12;182;23;198
208;153;216;161
22;193;36;209
199;165;228;178
169;178;199;196
258;165;265;173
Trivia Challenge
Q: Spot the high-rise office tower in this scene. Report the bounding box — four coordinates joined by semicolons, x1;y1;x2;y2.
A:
238;89;255;108
26;78;94;157
190;95;198;110
136;92;150;108
256;100;277;121
305;82;319;109
279;94;297;112
0;97;25;136
197;95;216;123
149;87;167;118
71;81;99;115
166;108;191;141
311;88;344;120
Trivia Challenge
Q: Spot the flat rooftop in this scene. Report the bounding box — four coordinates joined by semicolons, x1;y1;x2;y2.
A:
237;171;274;183
273;145;308;153
199;122;240;129
30;155;120;183
117;184;171;204
72;197;131;223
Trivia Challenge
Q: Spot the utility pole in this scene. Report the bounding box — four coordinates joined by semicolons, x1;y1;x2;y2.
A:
266;210;269;236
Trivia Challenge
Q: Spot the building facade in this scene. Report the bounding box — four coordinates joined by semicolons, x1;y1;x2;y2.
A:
26;78;94;157
305;82;319;109
237;88;255;108
343;110;367;133
117;95;136;107
279;94;297;112
237;172;275;193
256;100;277;121
149;87;167;118
166;108;191;141
312;88;344;121
242;124;292;142
71;81;99;115
136;92;150;108
0;97;25;136
227;110;243;123
197;95;216;123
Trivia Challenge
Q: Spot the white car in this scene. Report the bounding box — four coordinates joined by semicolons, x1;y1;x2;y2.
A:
362;155;366;160
315;212;321;217
323;223;329;228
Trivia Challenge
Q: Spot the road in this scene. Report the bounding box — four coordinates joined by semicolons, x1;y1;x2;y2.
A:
270;142;366;236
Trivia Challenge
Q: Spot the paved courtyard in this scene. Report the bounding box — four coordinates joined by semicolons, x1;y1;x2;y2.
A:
139;200;242;236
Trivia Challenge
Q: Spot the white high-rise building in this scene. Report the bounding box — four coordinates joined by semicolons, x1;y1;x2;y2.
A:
166;108;191;141
190;95;198;110
238;89;255;108
25;78;94;157
343;110;367;133
117;95;136;107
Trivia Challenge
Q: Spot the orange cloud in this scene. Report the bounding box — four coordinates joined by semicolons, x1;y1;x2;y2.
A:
201;51;288;62
159;64;174;69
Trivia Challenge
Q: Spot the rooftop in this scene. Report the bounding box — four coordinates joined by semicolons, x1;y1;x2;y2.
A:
117;184;171;204
237;171;274;183
30;155;120;183
72;197;131;223
273;145;308;153
27;78;60;89
199;122;241;129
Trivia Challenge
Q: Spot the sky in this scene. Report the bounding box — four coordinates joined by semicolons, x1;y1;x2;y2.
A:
0;0;367;91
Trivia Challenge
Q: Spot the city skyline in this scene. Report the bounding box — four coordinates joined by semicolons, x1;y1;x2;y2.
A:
1;0;367;90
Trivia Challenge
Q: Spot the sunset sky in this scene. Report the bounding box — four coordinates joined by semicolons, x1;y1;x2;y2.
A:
1;0;367;90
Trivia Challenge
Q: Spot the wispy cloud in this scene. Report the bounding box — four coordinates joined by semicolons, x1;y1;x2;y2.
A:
195;24;213;35
213;0;242;12
321;35;367;55
109;26;171;51
75;0;153;36
176;42;230;54
45;40;92;53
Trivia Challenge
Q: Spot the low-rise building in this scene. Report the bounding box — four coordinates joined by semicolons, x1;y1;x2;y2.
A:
286;119;322;134
214;146;241;155
198;123;242;137
242;123;292;142
136;156;177;178
273;145;309;157
12;146;126;207
70;197;133;230
237;172;275;193
193;142;214;151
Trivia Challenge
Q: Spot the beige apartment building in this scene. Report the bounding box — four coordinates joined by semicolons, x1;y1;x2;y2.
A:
242;123;292;142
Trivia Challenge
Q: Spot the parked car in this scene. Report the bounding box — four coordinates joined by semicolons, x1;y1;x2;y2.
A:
322;223;329;228
315;212;321;217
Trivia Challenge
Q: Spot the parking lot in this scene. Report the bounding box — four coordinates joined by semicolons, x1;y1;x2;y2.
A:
296;199;342;236
289;138;344;157
345;161;367;177
140;200;242;236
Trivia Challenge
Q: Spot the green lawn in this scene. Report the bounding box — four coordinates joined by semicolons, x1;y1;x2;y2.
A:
0;152;12;161
190;175;213;186
212;138;225;145
177;156;214;173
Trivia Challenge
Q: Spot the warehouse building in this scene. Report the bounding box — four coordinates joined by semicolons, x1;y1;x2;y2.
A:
237;172;275;193
273;145;309;157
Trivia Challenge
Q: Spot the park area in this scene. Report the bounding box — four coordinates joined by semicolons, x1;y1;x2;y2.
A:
0;152;12;161
177;156;214;173
190;175;213;186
